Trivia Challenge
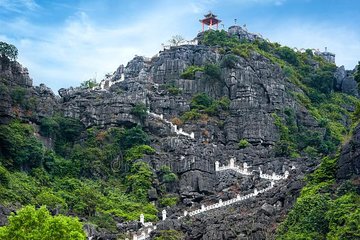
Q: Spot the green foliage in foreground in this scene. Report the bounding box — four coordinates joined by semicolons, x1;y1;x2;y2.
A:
0;205;86;240
276;155;360;239
0;119;158;231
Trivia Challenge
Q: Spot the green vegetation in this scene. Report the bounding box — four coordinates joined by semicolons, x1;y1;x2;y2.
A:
154;230;184;240
159;195;178;207
80;78;97;89
181;93;230;122
166;85;182;95
204;63;222;82
238;139;250;149
0;41;18;60
0;205;86;239
276;155;360;239
355;62;360;91
131;103;148;121
159;165;178;183
10;86;27;106
0;117;159;231
0;121;44;171
181;65;204;79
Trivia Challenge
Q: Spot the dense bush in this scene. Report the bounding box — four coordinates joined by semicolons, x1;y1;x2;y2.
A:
120;126;150;150
0;121;44;170
131;103;148;121
10;86;27;106
0;41;18;60
221;54;239;68
158;195;178;207
159;165;178;183
204;63;221;81
180;65;204;79
126;162;154;201
276;46;299;66
0;205;86;240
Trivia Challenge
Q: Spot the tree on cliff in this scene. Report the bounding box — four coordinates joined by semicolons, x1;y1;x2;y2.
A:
168;35;185;46
0;41;18;61
0;205;86;240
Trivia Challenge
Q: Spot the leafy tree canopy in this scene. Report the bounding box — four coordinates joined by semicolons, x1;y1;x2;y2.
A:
0;41;18;60
0;205;86;240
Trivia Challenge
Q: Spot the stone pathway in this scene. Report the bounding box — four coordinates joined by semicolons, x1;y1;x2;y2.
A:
128;115;290;240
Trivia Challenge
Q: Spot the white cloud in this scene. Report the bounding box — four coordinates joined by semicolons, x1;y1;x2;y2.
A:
1;2;205;91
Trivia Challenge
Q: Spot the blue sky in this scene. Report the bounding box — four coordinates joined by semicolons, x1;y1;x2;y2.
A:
1;0;359;91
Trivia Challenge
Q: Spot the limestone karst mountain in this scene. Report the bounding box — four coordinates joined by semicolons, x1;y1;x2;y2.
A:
0;26;359;240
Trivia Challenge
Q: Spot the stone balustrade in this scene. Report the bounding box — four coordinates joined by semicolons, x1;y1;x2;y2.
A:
215;158;289;181
148;111;194;139
127;157;289;240
181;183;274;218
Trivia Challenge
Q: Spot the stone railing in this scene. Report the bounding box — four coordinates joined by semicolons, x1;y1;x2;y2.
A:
162;39;198;50
181;183;274;219
215;158;289;181
148;111;195;139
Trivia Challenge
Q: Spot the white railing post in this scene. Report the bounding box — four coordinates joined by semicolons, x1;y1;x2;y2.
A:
140;214;144;225
229;158;235;168
162;209;167;221
215;161;219;171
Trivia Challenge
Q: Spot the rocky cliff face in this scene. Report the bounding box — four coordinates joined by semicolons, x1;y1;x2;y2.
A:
1;29;358;239
54;41;325;239
0;56;57;124
337;123;360;183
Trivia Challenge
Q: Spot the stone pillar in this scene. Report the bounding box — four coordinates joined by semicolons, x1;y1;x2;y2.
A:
121;73;125;81
229;158;235;168
184;210;188;216
201;204;205;211
284;170;289;179
148;228;152;234
271;181;275;188
254;188;258;195
133;234;138;240
219;199;223;206
160;114;163;119
272;172;276;179
237;194;240;200
162;209;167;221
243;162;248;170
140;214;144;224
190;132;195;139
215;161;219;171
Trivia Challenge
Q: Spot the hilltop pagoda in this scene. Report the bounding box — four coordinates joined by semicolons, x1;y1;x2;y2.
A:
200;12;221;32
